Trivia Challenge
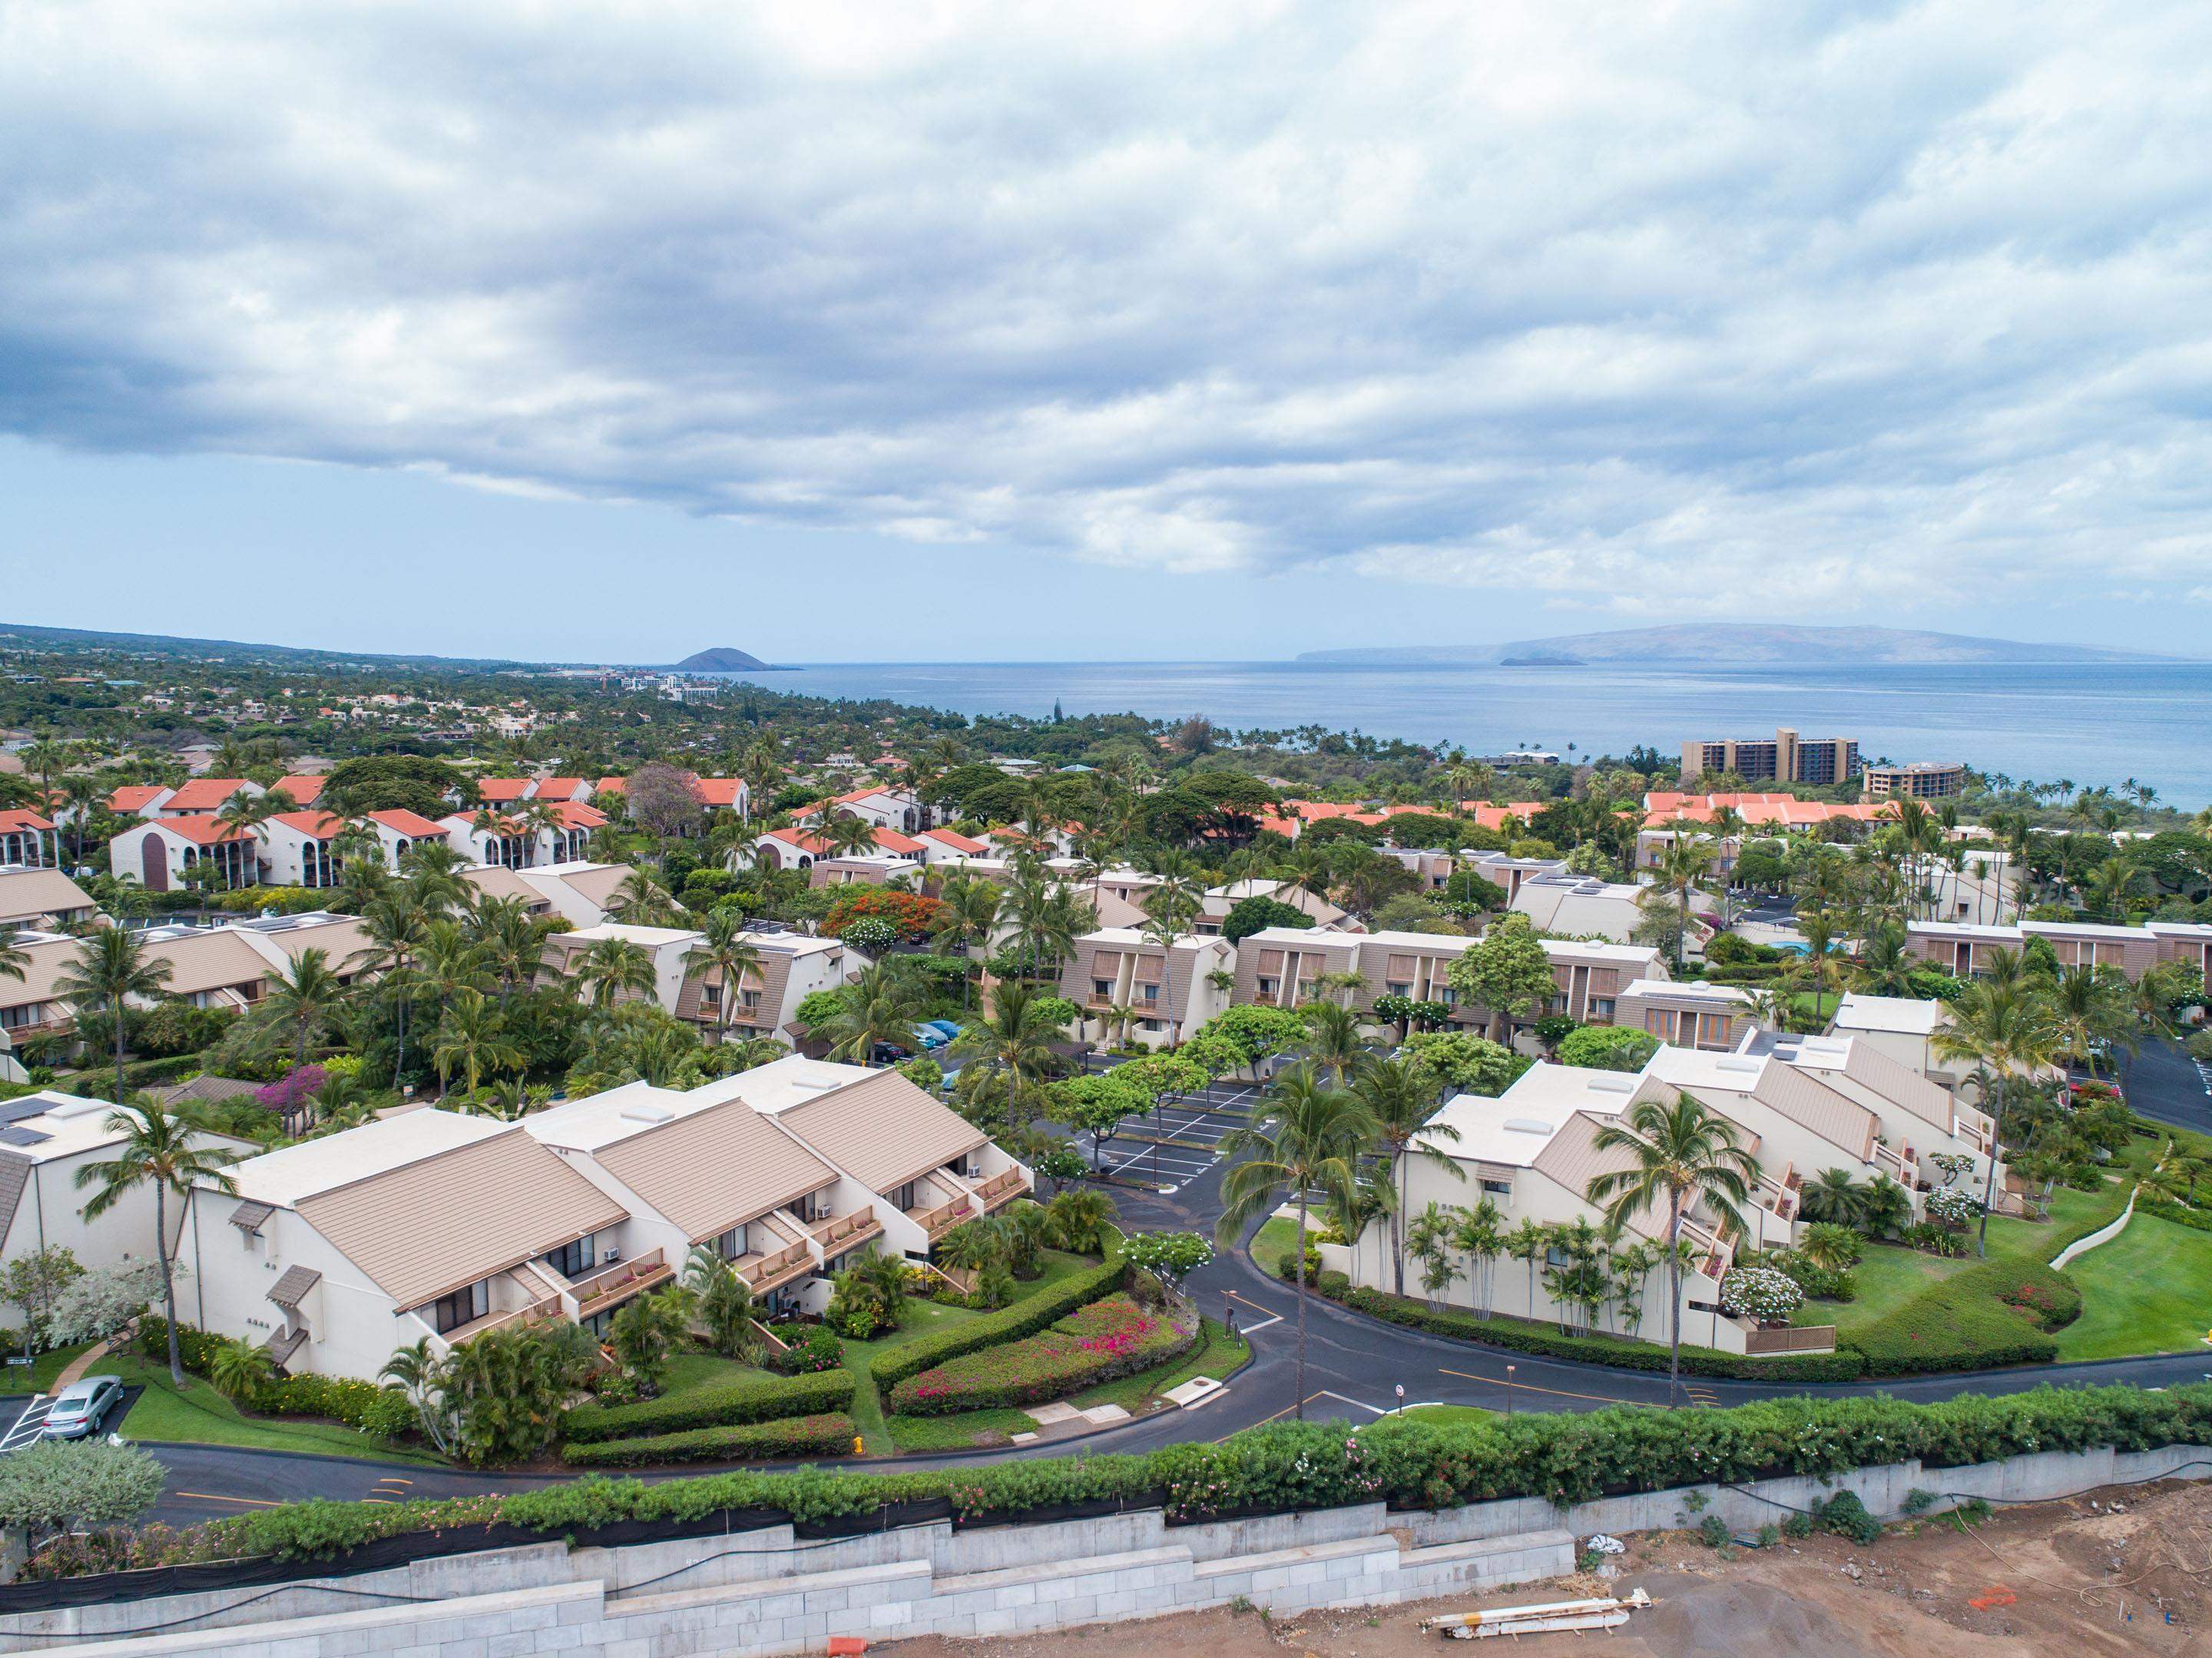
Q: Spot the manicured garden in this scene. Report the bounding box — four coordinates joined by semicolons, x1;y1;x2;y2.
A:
2049;1215;2212;1359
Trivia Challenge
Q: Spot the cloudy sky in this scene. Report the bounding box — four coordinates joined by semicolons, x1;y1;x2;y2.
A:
5;0;2211;661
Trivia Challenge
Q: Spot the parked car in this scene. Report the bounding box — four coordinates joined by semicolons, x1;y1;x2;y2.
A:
41;1375;124;1440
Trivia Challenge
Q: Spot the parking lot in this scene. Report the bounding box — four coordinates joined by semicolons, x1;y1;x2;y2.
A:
0;1382;140;1452
1067;1072;1260;1190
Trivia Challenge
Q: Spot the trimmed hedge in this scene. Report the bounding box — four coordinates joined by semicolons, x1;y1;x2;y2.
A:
561;1413;859;1467
1333;1286;1868;1384
137;1319;410;1435
88;1382;2212;1570
868;1253;1128;1389
1845;1259;2077;1378
888;1295;1197;1415
2140;1198;2212;1234
563;1371;856;1444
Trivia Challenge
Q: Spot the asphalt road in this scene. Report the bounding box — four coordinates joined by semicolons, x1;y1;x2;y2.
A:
2120;1034;2212;1138
131;1153;2212;1529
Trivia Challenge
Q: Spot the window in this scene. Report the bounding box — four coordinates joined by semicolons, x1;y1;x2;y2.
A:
713;1225;746;1260
428;1280;490;1335
1140;1018;1163;1031
1480;1179;1512;1196
702;983;721;1009
1093;980;1112;998
1545;1246;1573;1269
1257;977;1279;997
1386;981;1411;998
1588;998;1614;1022
543;1234;593;1279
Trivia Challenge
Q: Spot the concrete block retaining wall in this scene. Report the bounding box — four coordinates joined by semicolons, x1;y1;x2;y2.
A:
5;1441;2207;1657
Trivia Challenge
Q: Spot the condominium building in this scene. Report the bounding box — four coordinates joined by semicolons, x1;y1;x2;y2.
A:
1061;929;1237;1047
1679;729;1859;787
1860;761;1968;799
1904;917;2212;982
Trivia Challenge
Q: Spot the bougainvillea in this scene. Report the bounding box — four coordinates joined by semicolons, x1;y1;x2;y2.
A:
886;1292;1196;1415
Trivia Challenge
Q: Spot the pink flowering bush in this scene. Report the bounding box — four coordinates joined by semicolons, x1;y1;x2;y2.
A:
888;1293;1197;1416
255;1065;326;1118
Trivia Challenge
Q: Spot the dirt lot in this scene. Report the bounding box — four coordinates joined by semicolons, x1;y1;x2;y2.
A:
892;1480;2211;1658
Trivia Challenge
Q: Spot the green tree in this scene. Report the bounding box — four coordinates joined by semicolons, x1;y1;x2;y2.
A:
1350;1055;1462;1298
684;909;766;1046
569;935;659;1012
1447;914;1555;1037
1935;977;2059;1256
682;1246;762;1362
1215;1061;1376;1419
430;989;525;1097
55;926;174;1106
608;1285;693;1395
207;1335;273;1402
75;1102;241;1385
1585;1094;1760;1408
263;945;352;1093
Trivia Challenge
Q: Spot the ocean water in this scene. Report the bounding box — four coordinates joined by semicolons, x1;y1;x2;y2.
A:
707;660;2212;809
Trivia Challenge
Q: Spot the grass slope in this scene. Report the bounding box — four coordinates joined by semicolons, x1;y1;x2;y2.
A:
2054;1215;2212;1359
109;1357;441;1464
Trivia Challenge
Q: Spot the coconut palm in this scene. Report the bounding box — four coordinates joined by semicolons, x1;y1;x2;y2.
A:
1936;977;2060;1256
603;868;682;928
684;909;766;1045
55;925;174;1104
1349;1054;1462;1297
56;773;104;869
1585;1093;1761;1408
947;978;1063;1120
1215;1061;1376;1419
467;894;553;1004
1300;999;1367;1083
75;1100;240;1385
0;932;28;988
359;889;431;1087
263;945;351;1097
811;960;926;1065
569;935;659;1012
683;1246;762;1362
430;989;525;1097
929;877;1004;1006
1643;837;1716;971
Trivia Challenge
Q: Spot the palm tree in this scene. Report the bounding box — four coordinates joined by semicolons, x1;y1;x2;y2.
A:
55;925;174;1104
430;989;525;1097
1585;1093;1760;1408
1505;1217;1548;1319
75;1100;240;1385
467;895;551;1004
211;788;276;890
263;946;351;1094
685;910;765;1045
948;978;1062;1120
1300;999;1366;1082
1643;838;1716;971
682;1246;762;1361
929;877;1003;1007
811;960;926;1064
1215;1061;1376;1419
1043;1186;1118;1254
1936;978;2059;1256
1853;922;1916;996
1350;1055;1462;1297
0;932;28;988
603;868;682;928
820;812;881;861
570;935;659;1011
1796;1167;1870;1229
359;890;430;1088
1449;1197;1506;1318
57;773;104;869
207;1335;273;1402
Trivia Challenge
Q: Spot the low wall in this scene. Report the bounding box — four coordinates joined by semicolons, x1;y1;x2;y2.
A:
5;1441;2207;1656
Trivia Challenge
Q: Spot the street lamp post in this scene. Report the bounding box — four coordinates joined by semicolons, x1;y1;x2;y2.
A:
1505;1363;1515;1420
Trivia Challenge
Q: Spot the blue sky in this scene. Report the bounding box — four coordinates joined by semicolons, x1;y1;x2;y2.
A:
5;2;2211;663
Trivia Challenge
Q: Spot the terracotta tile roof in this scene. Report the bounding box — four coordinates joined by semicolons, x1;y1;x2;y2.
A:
593;1097;837;1245
595;776;628;795
371;809;448;837
693;779;745;808
164;778;257;813
477;779;533;803
872;827;924;855
270;776;326;806
536;777;586;798
293;1127;628;1312
267;810;346;838
920;827;986;853
772;1069;986;1196
151;814;252;847
104;786;167;814
548;801;607;829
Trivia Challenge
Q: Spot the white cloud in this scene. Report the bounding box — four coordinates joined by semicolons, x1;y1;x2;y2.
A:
5;0;2212;611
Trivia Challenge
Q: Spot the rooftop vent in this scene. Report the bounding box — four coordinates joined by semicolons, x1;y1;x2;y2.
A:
1503;1117;1554;1134
1587;1074;1636;1094
618;1103;674;1126
1716;1057;1763;1074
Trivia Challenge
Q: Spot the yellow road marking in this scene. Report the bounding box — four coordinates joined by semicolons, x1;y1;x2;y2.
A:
1437;1365;1658;1409
173;1491;281;1507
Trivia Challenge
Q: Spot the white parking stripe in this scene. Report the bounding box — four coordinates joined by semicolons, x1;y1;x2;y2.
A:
0;1399;54;1453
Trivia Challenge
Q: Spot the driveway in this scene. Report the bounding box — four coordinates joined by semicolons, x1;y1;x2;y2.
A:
2121;1035;2212;1137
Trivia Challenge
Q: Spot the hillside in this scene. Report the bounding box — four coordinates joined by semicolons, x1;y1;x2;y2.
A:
1297;623;2190;667
671;646;770;671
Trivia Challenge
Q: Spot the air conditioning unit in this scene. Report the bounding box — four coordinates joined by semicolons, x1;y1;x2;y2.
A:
602;1248;622;1265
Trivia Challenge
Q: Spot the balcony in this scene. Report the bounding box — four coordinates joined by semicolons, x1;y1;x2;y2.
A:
1085;993;1118;1011
1757;1164;1800;1224
733;1238;816;1294
569;1247;673;1321
442;1294;565;1346
906;1192;974;1240
970;1167;1027;1211
811;1205;882;1253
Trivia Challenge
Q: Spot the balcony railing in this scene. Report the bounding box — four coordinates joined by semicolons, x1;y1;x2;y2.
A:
442;1295;564;1345
1757;1163;1799;1223
971;1167;1026;1209
1744;1324;1838;1356
569;1247;671;1319
1085;993;1118;1011
734;1239;815;1291
812;1206;880;1251
907;1193;973;1239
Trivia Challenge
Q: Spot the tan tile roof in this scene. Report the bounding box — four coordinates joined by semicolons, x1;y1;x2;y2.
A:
1529;1114;1668;1244
294;1127;628;1312
773;1068;986;1195
464;866;548;908
593;1097;836;1244
0;868;98;922
153;931;277;997
0;938;81;1014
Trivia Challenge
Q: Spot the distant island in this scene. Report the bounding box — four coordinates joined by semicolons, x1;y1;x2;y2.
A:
1299;622;2196;668
670;646;778;672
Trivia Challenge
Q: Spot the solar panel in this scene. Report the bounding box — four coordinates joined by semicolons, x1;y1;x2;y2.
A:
0;1126;50;1147
0;1099;49;1129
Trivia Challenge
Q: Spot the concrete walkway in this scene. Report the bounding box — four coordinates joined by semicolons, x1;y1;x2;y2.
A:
46;1336;114;1396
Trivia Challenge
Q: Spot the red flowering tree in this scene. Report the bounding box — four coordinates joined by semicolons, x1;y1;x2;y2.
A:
823;887;946;944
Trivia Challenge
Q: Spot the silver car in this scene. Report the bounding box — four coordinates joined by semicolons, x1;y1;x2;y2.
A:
41;1375;124;1441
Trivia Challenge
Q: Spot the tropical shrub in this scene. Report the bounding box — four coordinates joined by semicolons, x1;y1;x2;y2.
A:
1922;1187;1982;1228
887;1294;1197;1415
868;1253;1128;1390
1719;1266;1803;1324
1552;1026;1661;1073
560;1413;860;1467
562;1371;855;1444
767;1325;847;1375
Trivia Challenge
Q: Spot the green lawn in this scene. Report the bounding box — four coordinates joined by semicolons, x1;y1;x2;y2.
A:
886;1407;1036;1451
2;1341;97;1395
2055;1216;2212;1359
108;1356;442;1464
1250;1215;1308;1278
1396;1404;1495;1427
657;1350;777;1397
